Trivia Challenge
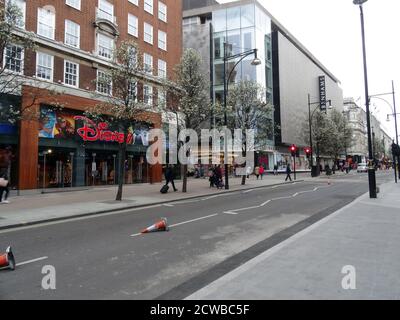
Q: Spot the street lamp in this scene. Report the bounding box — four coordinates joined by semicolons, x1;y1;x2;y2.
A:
308;94;332;177
223;42;261;190
42;149;52;193
370;80;399;181
354;0;377;198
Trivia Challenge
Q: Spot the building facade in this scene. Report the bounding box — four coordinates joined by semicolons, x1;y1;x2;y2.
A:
0;0;182;190
183;0;343;171
343;98;368;164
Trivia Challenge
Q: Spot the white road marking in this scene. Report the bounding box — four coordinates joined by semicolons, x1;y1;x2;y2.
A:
260;200;271;207
163;204;174;207
243;189;255;194
292;193;299;197
224;211;239;215
270;196;293;201
169;214;219;228
130;213;219;237
233;205;261;212
16;256;48;267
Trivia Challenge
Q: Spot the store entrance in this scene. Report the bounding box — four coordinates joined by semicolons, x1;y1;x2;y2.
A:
85;151;118;186
126;154;150;184
38;147;74;189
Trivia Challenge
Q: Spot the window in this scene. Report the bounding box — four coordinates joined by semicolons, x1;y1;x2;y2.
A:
128;14;138;37
158;89;166;108
144;23;153;44
158;59;166;78
64;60;79;87
183;17;200;27
9;0;26;29
65;20;80;48
98;0;114;23
37;7;55;39
128;0;138;6
144;0;153;15
143;53;153;74
158;30;167;51
4;45;24;73
96;70;112;95
158;2;167;22
66;0;81;10
97;33;114;59
143;85;153;105
128;82;137;101
36;52;54;81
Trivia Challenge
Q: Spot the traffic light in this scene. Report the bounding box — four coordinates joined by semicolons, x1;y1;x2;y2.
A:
290;145;297;157
304;147;312;159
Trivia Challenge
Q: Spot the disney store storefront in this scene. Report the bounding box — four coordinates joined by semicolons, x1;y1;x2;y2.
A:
37;106;154;189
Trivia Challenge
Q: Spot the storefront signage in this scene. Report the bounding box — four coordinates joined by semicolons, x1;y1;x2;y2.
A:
319;76;327;111
74;116;149;146
74;116;132;144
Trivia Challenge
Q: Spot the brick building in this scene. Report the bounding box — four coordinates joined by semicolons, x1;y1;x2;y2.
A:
0;0;182;190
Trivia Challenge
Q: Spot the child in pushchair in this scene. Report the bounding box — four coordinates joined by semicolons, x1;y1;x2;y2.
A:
209;174;224;189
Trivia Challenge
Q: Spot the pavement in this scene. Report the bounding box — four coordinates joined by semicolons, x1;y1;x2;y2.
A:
0;173;312;230
186;179;400;300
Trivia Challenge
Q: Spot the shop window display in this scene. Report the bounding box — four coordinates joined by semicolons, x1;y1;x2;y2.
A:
37;105;154;189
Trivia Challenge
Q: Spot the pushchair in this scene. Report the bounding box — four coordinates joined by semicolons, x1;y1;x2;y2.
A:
210;174;224;189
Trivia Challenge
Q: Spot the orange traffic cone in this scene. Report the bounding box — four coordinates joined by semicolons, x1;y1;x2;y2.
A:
0;246;16;271
141;218;169;234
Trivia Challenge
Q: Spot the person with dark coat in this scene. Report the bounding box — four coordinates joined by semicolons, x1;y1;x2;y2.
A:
0;169;10;204
164;165;178;192
285;164;292;182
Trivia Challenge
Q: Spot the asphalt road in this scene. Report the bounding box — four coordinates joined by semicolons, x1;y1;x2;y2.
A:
0;171;393;299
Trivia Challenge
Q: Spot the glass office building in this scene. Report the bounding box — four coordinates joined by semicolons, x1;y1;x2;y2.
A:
183;0;343;171
212;3;273;106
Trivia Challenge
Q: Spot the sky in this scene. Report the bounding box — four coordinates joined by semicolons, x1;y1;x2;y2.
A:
219;0;400;140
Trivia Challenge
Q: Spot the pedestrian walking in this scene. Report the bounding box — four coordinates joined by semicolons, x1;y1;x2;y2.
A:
215;165;224;189
273;164;278;175
255;166;260;180
0;169;10;204
259;166;265;180
285;164;292;182
0;147;12;204
164;165;178;192
246;165;252;179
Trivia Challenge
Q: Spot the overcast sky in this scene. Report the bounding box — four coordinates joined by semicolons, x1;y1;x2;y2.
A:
219;0;400;139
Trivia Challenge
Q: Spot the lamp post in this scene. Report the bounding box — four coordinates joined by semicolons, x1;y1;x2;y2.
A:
369;81;399;180
223;42;261;190
70;152;74;188
354;0;377;198
308;94;332;177
42;149;52;193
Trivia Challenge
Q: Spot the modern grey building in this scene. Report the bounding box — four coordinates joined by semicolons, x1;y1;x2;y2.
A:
183;0;344;170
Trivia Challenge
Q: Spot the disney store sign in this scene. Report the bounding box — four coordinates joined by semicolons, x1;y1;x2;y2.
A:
74;116;149;146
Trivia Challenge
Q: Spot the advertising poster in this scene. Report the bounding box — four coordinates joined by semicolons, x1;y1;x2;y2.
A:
39;107;75;139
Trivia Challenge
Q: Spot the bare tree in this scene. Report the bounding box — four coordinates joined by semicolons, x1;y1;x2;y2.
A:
86;40;169;201
174;48;210;192
226;80;274;185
